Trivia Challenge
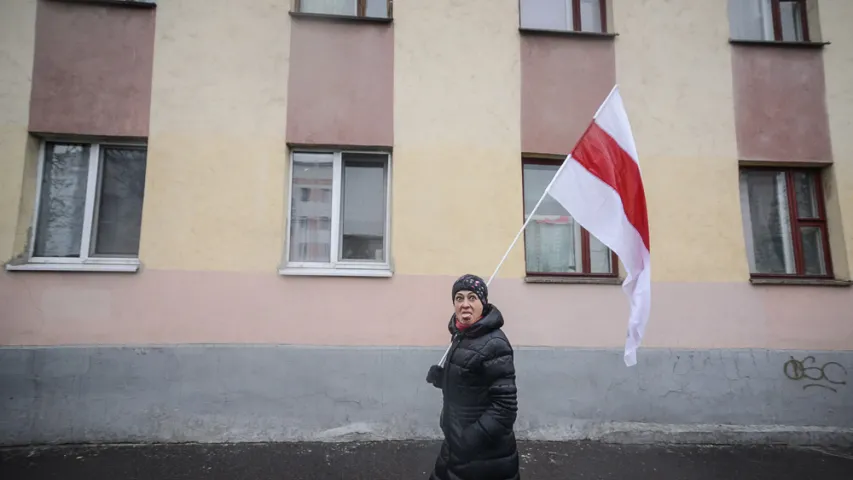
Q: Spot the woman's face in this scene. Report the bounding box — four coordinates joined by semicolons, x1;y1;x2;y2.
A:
454;290;484;326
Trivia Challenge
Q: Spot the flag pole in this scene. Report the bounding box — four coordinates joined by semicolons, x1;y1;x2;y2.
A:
485;82;617;285
485;159;569;286
438;156;571;367
439;85;619;367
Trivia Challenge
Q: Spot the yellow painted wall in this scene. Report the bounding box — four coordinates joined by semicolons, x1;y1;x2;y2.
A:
0;0;37;262
821;0;853;279
139;0;291;272
613;0;745;283
4;0;849;285
392;0;524;277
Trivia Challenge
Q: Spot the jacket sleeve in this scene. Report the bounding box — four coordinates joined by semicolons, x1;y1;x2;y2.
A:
462;338;518;448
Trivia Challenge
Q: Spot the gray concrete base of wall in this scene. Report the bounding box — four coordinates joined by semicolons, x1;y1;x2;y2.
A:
1;346;851;446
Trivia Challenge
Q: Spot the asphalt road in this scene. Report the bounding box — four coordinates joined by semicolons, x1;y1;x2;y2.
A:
2;441;852;479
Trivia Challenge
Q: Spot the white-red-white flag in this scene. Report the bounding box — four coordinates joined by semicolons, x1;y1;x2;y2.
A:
546;86;651;367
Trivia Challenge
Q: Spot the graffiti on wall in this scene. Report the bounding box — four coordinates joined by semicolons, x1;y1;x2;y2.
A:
783;356;847;393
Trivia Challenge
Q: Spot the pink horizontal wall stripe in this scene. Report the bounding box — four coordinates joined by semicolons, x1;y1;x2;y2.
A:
1;271;851;350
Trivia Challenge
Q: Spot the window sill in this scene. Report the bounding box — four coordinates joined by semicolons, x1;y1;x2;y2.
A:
749;277;852;287
58;0;156;7
279;267;392;278
729;39;829;49
289;11;393;24
5;260;140;273
519;27;618;40
525;275;622;285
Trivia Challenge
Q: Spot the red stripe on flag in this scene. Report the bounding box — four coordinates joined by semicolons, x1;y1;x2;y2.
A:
571;122;650;251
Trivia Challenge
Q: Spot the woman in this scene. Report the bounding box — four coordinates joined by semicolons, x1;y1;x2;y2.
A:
426;274;520;480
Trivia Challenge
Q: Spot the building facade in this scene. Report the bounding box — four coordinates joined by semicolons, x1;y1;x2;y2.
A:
1;0;852;444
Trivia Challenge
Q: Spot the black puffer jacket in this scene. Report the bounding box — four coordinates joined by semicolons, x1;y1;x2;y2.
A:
428;305;519;480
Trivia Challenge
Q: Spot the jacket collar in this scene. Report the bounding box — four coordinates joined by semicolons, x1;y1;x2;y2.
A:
448;305;504;338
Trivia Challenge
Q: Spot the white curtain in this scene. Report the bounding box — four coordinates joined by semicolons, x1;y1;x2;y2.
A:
739;172;758;272
740;170;795;274
589;233;612;273
34;144;89;258
289;156;334;263
525;218;579;273
774;172;795;273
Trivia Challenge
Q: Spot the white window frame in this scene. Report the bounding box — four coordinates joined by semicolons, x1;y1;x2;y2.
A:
6;140;146;273
279;149;393;278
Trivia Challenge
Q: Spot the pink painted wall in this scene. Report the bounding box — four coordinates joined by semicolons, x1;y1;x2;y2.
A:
521;36;615;155
732;45;832;164
1;271;851;350
286;17;393;147
28;0;155;137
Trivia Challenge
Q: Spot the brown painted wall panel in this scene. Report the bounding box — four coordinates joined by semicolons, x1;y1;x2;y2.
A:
29;0;155;137
286;18;393;147
521;36;616;155
732;46;832;163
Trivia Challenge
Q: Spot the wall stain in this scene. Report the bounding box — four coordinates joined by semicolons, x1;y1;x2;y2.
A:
783;356;847;393
3;226;33;266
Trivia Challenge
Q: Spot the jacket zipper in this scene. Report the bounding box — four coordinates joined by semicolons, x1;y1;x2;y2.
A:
442;333;460;390
443;332;462;462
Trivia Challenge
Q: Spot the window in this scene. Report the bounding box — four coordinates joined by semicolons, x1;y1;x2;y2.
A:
729;0;810;42
25;141;147;270
284;151;391;276
739;168;832;278
522;159;617;277
520;0;607;33
294;0;391;19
